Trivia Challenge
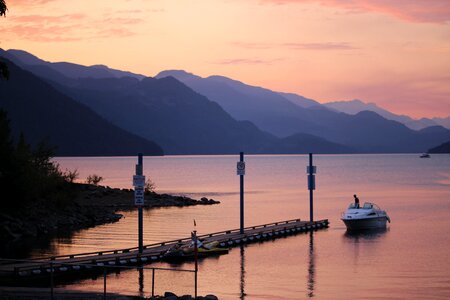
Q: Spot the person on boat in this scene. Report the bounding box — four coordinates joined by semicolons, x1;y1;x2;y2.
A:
354;194;360;208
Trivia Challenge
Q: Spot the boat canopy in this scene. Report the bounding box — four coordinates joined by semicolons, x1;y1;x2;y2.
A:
347;202;381;210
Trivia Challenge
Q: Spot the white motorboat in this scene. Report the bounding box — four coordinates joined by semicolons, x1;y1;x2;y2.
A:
420;153;430;158
341;202;390;230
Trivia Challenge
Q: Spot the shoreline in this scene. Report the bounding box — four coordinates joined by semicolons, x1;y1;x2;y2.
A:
0;286;219;300
0;183;220;250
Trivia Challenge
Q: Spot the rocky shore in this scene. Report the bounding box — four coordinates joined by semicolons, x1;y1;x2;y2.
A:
0;287;219;299
0;183;219;244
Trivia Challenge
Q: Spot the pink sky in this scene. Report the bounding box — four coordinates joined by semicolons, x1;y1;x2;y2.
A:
1;0;449;118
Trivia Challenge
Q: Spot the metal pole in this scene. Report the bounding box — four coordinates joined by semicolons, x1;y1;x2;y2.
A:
240;152;244;234
103;267;107;300
152;268;155;297
137;153;144;253
50;262;54;300
309;153;314;222
194;230;198;298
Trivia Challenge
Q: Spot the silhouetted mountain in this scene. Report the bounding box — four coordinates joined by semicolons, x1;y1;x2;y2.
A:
428;141;450;153
0;59;163;156
431;116;450;130
6;50;450;154
277;92;321;108
262;133;354;154
50;75;278;154
156;70;450;152
3;52;350;155
1;49;145;80
156;70;320;137
323;99;450;130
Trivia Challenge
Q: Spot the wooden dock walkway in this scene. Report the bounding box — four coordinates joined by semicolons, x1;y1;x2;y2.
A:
0;218;328;280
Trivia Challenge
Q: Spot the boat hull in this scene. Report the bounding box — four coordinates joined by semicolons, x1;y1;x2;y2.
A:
342;216;388;230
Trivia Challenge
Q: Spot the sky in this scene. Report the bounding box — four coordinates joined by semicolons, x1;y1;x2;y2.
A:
1;0;449;118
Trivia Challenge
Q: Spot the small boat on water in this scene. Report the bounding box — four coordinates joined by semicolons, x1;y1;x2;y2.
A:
341;202;390;231
420;153;430;158
163;240;229;262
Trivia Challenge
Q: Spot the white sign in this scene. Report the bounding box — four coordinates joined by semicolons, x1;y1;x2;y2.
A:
133;175;146;187
134;186;144;205
237;161;246;176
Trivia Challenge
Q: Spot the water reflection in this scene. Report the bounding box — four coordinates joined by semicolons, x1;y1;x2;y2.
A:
139;267;144;297
240;245;246;300
343;228;388;242
307;231;315;298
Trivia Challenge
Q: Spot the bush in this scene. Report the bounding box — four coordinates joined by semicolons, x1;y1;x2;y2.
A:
145;178;156;193
86;174;103;185
0;109;78;211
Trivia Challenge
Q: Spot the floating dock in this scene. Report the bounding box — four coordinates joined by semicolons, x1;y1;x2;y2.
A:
0;218;328;281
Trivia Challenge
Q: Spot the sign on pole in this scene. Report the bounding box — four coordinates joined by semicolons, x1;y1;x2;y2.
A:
133;175;145;188
237;161;246;176
134;186;144;206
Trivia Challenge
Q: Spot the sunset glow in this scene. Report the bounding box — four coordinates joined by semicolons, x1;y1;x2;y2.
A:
1;0;449;118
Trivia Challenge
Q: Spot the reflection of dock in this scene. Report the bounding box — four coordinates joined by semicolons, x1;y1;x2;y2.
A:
0;219;328;281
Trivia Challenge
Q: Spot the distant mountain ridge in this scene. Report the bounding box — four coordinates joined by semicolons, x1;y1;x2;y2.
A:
324;99;450;130
0;59;163;156
428;141;450;153
1;52;351;155
156;70;320;137
3;49;450;154
1;49;146;80
156;70;450;153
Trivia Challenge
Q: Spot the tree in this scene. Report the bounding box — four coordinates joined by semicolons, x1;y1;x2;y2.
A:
86;174;103;185
0;0;8;80
0;0;7;17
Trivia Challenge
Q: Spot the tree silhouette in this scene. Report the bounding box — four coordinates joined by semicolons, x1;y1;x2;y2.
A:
0;0;9;80
0;0;7;17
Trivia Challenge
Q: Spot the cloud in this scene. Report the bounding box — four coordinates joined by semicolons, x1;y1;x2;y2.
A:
258;0;450;24
1;12;143;42
283;42;358;50
10;14;86;23
9;0;56;4
232;41;358;50
212;58;282;65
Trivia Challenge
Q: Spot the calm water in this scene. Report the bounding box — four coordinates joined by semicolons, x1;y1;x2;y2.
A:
32;155;450;299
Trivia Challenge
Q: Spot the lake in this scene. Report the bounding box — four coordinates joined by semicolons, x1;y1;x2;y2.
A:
29;154;450;299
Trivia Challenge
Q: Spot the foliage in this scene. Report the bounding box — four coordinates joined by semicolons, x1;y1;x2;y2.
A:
0;61;9;80
145;178;156;193
86;174;103;185
0;109;77;211
0;1;8;80
0;0;6;17
63;169;79;183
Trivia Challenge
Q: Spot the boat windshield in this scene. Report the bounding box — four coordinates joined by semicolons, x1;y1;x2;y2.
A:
362;202;381;209
348;203;358;209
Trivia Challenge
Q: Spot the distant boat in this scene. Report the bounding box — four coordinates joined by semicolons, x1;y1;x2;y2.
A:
420;153;430;158
341;202;390;230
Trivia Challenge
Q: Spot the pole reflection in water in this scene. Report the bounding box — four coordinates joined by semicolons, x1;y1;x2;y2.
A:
307;231;316;298
139;267;144;297
240;245;246;300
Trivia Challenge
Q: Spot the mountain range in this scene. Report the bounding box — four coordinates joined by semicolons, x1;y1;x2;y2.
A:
323;99;450;130
155;70;450;153
0;50;350;155
0;58;163;156
1;48;449;155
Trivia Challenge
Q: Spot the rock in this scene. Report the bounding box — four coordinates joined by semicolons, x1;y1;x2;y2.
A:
204;295;218;300
164;291;178;299
180;295;193;300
